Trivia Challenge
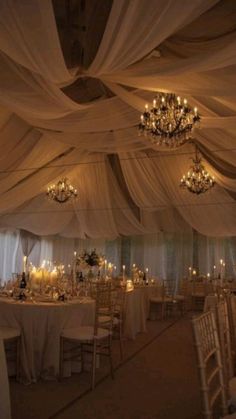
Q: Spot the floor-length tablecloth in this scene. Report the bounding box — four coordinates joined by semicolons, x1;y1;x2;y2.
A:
0;297;95;384
123;285;158;340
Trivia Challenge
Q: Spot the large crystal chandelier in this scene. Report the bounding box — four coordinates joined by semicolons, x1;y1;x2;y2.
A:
139;93;200;147
180;148;215;194
47;178;77;203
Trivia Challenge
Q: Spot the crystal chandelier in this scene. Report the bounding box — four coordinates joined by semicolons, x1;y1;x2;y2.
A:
180;148;215;194
47;178;77;203
139;93;200;147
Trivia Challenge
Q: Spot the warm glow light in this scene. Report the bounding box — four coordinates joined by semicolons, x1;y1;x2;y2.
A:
139;93;200;147
47;178;77;204
180;147;215;194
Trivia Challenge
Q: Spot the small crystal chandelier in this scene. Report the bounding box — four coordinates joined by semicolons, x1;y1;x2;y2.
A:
139;93;200;147
180;148;215;194
47;178;77;203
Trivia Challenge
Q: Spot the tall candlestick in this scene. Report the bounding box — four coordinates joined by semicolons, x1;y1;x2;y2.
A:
104;259;107;277
23;255;27;273
73;251;77;282
122;265;125;281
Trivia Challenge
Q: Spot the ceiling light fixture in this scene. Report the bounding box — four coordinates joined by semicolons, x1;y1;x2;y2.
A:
139;93;200;147
47;178;77;203
180;147;215;194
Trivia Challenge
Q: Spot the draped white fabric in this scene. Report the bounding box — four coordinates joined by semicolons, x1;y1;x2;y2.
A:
0;1;235;238
0;229;19;283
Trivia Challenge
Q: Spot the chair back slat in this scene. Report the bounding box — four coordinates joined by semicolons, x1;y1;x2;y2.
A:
91;282;113;335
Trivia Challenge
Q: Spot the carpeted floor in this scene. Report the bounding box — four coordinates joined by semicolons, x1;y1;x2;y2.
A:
10;316;203;419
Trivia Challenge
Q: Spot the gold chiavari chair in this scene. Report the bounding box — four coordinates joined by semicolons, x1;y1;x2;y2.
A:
149;281;165;320
192;310;229;419
226;294;236;369
215;300;235;401
60;282;114;389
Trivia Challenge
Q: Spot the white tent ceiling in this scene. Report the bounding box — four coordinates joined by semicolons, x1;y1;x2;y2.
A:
0;0;235;238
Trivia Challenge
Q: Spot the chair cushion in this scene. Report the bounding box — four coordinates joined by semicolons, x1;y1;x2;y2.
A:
0;326;21;340
99;315;119;325
61;326;110;341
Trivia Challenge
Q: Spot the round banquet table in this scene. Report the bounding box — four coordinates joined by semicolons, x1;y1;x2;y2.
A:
0;297;95;384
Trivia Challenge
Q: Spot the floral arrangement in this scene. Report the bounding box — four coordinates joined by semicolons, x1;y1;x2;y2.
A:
76;249;104;268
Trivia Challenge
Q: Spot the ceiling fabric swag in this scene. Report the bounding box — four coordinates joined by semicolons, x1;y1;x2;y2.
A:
0;1;234;238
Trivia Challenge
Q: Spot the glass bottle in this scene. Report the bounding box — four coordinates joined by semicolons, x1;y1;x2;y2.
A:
20;272;27;289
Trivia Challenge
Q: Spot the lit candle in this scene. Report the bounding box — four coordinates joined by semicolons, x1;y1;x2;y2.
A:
207;273;210;280
23;255;27;273
122;265;126;281
133;263;136;269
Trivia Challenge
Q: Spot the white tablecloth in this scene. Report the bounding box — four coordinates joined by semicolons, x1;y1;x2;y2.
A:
124;285;158;340
0;297;95;384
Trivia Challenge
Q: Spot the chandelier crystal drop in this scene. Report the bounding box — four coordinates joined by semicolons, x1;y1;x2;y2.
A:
47;178;77;203
138;93;200;147
180;148;215;195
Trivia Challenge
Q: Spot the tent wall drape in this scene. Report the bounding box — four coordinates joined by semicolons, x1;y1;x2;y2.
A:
0;229;235;284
